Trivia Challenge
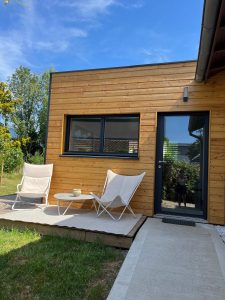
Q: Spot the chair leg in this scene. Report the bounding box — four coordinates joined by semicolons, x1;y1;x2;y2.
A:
45;195;49;207
103;209;116;220
97;207;103;216
100;205;127;221
97;203;116;220
97;203;109;217
117;206;128;221
109;205;136;221
96;201;109;216
111;205;136;221
12;194;19;210
37;196;47;211
93;196;136;221
127;205;137;218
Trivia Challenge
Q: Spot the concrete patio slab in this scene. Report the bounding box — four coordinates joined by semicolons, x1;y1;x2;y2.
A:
0;204;142;235
108;218;225;300
0;196;146;248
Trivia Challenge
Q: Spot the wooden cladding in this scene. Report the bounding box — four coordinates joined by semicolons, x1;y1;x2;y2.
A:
46;61;225;225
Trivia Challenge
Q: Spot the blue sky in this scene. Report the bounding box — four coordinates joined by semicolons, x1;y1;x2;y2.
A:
0;0;204;81
165;116;195;143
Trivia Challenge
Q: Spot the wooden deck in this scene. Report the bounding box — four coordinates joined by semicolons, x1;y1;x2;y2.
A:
0;197;146;249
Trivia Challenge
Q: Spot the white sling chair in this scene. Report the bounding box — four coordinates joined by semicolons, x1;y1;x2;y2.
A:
91;170;145;221
12;162;53;210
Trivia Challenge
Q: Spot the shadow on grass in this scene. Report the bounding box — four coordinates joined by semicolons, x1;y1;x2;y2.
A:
0;228;124;300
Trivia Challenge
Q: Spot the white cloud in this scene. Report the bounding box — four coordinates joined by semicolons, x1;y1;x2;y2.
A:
56;0;118;18
0;0;145;80
0;35;29;80
19;1;88;50
141;48;171;63
68;28;88;38
33;41;69;52
0;0;90;79
118;0;145;9
55;0;145;19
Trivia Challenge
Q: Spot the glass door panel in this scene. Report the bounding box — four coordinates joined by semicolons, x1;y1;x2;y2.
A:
155;112;209;218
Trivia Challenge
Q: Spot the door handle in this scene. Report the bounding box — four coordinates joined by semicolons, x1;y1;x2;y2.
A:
158;160;167;164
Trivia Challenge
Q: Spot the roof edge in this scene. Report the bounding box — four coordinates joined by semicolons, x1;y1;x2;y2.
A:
195;0;222;82
50;59;196;75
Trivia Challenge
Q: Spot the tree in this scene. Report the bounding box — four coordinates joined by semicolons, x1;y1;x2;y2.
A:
37;69;53;150
8;67;39;157
0;126;10;183
8;66;51;158
0;125;22;184
0;82;18;126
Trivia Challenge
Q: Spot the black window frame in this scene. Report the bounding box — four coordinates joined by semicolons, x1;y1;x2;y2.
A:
64;114;140;159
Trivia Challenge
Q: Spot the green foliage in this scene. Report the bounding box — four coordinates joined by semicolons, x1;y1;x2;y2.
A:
0;125;23;183
0;82;19;126
8;67;41;156
0;125;11;148
163;137;178;161
3;146;23;173
162;160;200;202
0;125;17;159
38;70;52;150
28;151;44;165
8;66;53;157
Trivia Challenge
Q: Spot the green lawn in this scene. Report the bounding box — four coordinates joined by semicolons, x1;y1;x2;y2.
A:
0;229;124;300
0;173;22;196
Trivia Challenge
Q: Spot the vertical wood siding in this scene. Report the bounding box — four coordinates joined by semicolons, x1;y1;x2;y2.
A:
46;61;225;224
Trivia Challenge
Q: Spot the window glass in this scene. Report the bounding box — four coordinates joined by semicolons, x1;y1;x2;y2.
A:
104;116;139;154
68;118;101;152
65;115;139;157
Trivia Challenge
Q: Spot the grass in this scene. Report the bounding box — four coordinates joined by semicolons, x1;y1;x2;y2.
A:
0;172;22;196
0;228;124;300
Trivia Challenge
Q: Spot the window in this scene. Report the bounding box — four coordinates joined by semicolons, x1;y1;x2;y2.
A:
65;114;140;158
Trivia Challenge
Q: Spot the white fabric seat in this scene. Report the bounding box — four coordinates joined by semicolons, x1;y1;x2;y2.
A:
91;170;145;220
12;163;53;210
17;192;47;198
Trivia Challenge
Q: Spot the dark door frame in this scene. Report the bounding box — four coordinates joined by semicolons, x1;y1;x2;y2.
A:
154;111;209;219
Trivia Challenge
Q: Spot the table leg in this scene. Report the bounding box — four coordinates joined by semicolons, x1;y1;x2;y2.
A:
62;201;73;215
92;199;97;212
58;200;61;215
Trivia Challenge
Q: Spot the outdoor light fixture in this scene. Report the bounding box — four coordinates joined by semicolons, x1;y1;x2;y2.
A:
183;86;189;102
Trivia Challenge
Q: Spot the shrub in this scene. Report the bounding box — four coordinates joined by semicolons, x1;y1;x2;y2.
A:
28;151;44;164
162;160;200;203
4;146;24;173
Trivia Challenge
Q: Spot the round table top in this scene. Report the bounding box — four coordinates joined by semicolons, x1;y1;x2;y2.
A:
54;193;94;201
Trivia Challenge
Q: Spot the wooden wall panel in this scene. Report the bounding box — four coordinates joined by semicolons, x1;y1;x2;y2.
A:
46;61;225;224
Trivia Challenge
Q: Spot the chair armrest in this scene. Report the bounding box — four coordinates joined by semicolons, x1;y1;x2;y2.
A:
42;178;52;195
17;183;22;192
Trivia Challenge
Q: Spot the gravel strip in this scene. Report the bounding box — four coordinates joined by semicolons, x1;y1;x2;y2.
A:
216;226;225;243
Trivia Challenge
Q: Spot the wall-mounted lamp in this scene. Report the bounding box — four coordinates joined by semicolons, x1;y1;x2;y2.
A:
183;86;189;102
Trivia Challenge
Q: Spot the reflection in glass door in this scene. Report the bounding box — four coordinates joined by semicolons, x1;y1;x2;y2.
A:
155;112;209;218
